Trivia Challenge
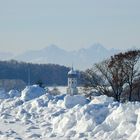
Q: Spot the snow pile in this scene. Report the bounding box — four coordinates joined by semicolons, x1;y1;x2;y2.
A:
91;95;114;105
63;95;89;108
52;103;109;136
0;86;140;139
8;90;21;98
21;85;46;101
92;103;138;140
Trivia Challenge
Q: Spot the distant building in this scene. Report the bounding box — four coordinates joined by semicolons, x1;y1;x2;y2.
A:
67;67;78;95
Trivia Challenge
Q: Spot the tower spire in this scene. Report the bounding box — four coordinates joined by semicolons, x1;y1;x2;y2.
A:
72;63;73;70
72;62;75;71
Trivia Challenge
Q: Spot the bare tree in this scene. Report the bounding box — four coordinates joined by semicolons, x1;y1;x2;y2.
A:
82;50;140;102
81;67;110;97
122;50;140;101
108;53;128;101
95;59;128;101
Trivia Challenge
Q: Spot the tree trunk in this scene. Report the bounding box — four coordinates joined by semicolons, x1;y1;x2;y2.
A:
129;85;133;101
115;94;120;102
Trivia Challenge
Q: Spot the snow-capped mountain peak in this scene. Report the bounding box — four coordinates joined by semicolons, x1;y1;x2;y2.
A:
12;44;120;69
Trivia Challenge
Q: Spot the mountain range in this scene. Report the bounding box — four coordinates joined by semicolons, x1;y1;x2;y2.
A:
0;52;14;60
1;44;120;70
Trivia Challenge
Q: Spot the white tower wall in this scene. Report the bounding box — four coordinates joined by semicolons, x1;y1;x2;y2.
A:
67;68;78;95
68;78;77;88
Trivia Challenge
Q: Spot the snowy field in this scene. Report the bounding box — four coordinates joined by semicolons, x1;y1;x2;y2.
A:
0;85;140;140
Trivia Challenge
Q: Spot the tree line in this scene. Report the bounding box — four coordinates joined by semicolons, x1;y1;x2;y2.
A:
0;60;70;86
82;50;140;102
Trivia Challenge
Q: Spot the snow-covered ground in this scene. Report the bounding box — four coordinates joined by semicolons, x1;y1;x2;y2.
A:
0;85;140;140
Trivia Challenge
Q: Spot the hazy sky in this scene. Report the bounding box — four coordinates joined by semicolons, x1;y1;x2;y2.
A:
0;0;140;54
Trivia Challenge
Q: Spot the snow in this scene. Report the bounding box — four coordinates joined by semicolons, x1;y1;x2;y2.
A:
91;95;114;105
0;85;140;139
8;90;21;98
21;85;46;101
63;95;89;108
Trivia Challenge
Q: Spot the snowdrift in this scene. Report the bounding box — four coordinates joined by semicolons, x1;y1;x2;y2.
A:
63;95;89;108
0;85;140;139
21;85;46;101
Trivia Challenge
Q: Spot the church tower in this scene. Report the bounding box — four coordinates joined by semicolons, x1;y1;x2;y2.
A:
67;67;78;95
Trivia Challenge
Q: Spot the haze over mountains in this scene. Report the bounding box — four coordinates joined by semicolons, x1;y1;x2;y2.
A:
15;44;120;69
0;52;14;60
1;44;120;70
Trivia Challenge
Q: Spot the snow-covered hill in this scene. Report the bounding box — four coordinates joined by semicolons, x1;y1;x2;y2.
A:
15;44;120;70
0;85;140;140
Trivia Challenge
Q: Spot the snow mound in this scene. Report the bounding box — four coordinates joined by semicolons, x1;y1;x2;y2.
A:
92;102;140;140
63;95;89;108
91;95;114;105
21;85;46;101
8;90;21;98
52;103;109;136
1;86;140;140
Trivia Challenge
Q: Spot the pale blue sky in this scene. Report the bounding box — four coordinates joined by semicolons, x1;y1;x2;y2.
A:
0;0;140;54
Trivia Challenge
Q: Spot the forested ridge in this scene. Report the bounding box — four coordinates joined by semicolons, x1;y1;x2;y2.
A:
0;60;70;85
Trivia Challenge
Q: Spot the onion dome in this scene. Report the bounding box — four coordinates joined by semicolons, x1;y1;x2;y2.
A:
68;67;77;78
